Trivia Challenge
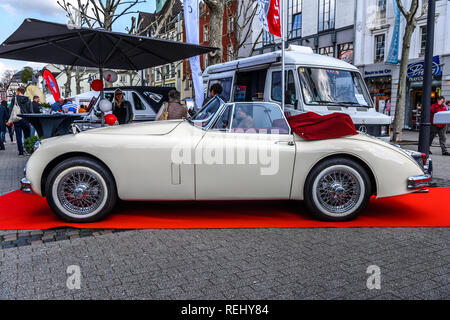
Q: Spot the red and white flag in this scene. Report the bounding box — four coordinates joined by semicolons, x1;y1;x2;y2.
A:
258;0;281;37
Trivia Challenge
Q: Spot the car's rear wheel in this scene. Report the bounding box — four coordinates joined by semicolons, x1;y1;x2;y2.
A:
304;158;371;221
45;157;117;222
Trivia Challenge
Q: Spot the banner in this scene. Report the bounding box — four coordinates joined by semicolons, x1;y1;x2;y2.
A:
386;0;400;64
183;0;204;108
258;0;281;37
42;69;60;101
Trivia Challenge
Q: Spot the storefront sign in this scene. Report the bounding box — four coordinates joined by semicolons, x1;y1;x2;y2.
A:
364;68;392;78
407;56;442;81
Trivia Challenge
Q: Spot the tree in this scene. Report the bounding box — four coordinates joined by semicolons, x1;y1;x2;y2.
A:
57;0;145;94
0;70;16;91
127;0;176;37
227;0;259;60
20;67;34;84
204;0;224;65
392;0;427;142
57;0;146;31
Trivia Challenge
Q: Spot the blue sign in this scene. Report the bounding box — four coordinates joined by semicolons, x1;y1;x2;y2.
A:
407;56;442;80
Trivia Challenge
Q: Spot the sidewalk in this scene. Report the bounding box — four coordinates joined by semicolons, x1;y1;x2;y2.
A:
0;142;29;196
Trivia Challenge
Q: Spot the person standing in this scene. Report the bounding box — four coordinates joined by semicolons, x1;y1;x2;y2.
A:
0;100;9;150
7;87;32;156
112;89;133;125
429;96;449;156
166;89;187;120
30;96;42;137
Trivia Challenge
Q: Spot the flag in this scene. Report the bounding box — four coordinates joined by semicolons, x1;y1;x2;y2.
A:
258;0;281;37
42;69;60;101
184;0;204;108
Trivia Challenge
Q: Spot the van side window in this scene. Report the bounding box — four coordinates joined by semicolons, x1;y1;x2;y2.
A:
132;92;145;110
233;69;267;102
271;71;296;105
209;78;232;101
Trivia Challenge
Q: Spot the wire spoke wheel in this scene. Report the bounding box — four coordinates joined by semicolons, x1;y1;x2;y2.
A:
52;166;108;218
309;162;369;220
316;169;361;214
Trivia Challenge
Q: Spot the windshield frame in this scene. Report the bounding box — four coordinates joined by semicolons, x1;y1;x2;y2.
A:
189;95;226;131
298;67;374;108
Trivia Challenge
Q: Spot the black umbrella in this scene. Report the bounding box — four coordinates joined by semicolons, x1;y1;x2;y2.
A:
0;18;216;70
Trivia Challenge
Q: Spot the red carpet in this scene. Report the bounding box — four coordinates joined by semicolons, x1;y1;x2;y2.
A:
0;189;449;230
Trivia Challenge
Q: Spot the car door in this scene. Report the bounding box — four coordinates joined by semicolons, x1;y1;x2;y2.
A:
195;102;296;200
129;91;155;121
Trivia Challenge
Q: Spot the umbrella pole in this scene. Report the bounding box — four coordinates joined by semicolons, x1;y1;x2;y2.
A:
100;67;105;127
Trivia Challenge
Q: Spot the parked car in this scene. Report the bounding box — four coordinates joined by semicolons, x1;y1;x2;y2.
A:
21;98;431;223
202;45;392;141
81;86;174;123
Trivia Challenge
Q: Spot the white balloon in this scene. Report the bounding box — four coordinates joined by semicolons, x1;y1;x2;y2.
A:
99;99;112;112
103;70;118;83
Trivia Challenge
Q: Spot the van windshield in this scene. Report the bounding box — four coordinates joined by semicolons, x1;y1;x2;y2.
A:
298;67;373;108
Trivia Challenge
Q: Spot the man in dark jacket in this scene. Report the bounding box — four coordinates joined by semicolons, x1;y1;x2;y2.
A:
0;100;9;150
32;96;42;113
7;87;32;156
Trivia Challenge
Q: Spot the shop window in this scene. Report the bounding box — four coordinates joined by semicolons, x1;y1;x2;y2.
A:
338;43;354;64
374;34;385;63
319;46;335;57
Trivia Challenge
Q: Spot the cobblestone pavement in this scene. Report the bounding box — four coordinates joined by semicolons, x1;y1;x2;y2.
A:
0;142;29;196
0;132;449;300
0;228;449;300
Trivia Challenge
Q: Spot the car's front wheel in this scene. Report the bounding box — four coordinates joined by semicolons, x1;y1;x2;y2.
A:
304;158;372;221
45;157;117;222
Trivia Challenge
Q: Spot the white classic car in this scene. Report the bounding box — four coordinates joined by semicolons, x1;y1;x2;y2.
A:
21;97;432;223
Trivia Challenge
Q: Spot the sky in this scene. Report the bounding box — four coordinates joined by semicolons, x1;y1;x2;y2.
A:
0;0;156;76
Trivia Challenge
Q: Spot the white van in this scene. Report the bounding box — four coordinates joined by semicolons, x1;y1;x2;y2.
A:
202;46;391;141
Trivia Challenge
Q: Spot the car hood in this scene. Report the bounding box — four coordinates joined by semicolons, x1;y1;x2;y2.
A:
83;120;184;136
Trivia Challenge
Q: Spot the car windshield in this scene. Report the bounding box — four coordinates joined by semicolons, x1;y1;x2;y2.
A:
298;67;373;108
190;96;225;129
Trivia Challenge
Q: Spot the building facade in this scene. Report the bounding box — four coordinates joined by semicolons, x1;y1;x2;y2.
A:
252;0;356;66
354;0;450;129
138;1;186;98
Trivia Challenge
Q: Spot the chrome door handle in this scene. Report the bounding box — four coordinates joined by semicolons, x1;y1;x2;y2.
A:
275;141;295;146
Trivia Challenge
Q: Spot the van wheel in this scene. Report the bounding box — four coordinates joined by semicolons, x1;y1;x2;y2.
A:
304;158;371;221
45;157;117;223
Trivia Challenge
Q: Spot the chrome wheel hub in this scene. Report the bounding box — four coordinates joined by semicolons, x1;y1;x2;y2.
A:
316;169;361;214
57;169;104;216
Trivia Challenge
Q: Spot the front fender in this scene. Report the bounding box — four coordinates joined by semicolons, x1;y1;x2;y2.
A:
290;134;424;200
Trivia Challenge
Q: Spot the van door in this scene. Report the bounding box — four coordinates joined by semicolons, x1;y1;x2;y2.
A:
206;70;235;102
266;68;302;116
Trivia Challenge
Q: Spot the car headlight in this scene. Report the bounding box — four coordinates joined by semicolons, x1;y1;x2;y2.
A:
380;125;389;136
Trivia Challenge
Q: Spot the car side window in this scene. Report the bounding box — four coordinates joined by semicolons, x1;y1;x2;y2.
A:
132;92;145;110
230;103;290;134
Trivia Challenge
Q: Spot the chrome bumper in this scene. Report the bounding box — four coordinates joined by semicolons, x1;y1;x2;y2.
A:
407;174;432;190
21;166;33;194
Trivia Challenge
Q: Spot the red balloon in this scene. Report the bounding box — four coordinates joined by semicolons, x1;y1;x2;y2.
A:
91;79;104;91
104;114;117;126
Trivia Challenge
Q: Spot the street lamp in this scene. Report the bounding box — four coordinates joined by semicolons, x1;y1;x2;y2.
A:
418;0;436;155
